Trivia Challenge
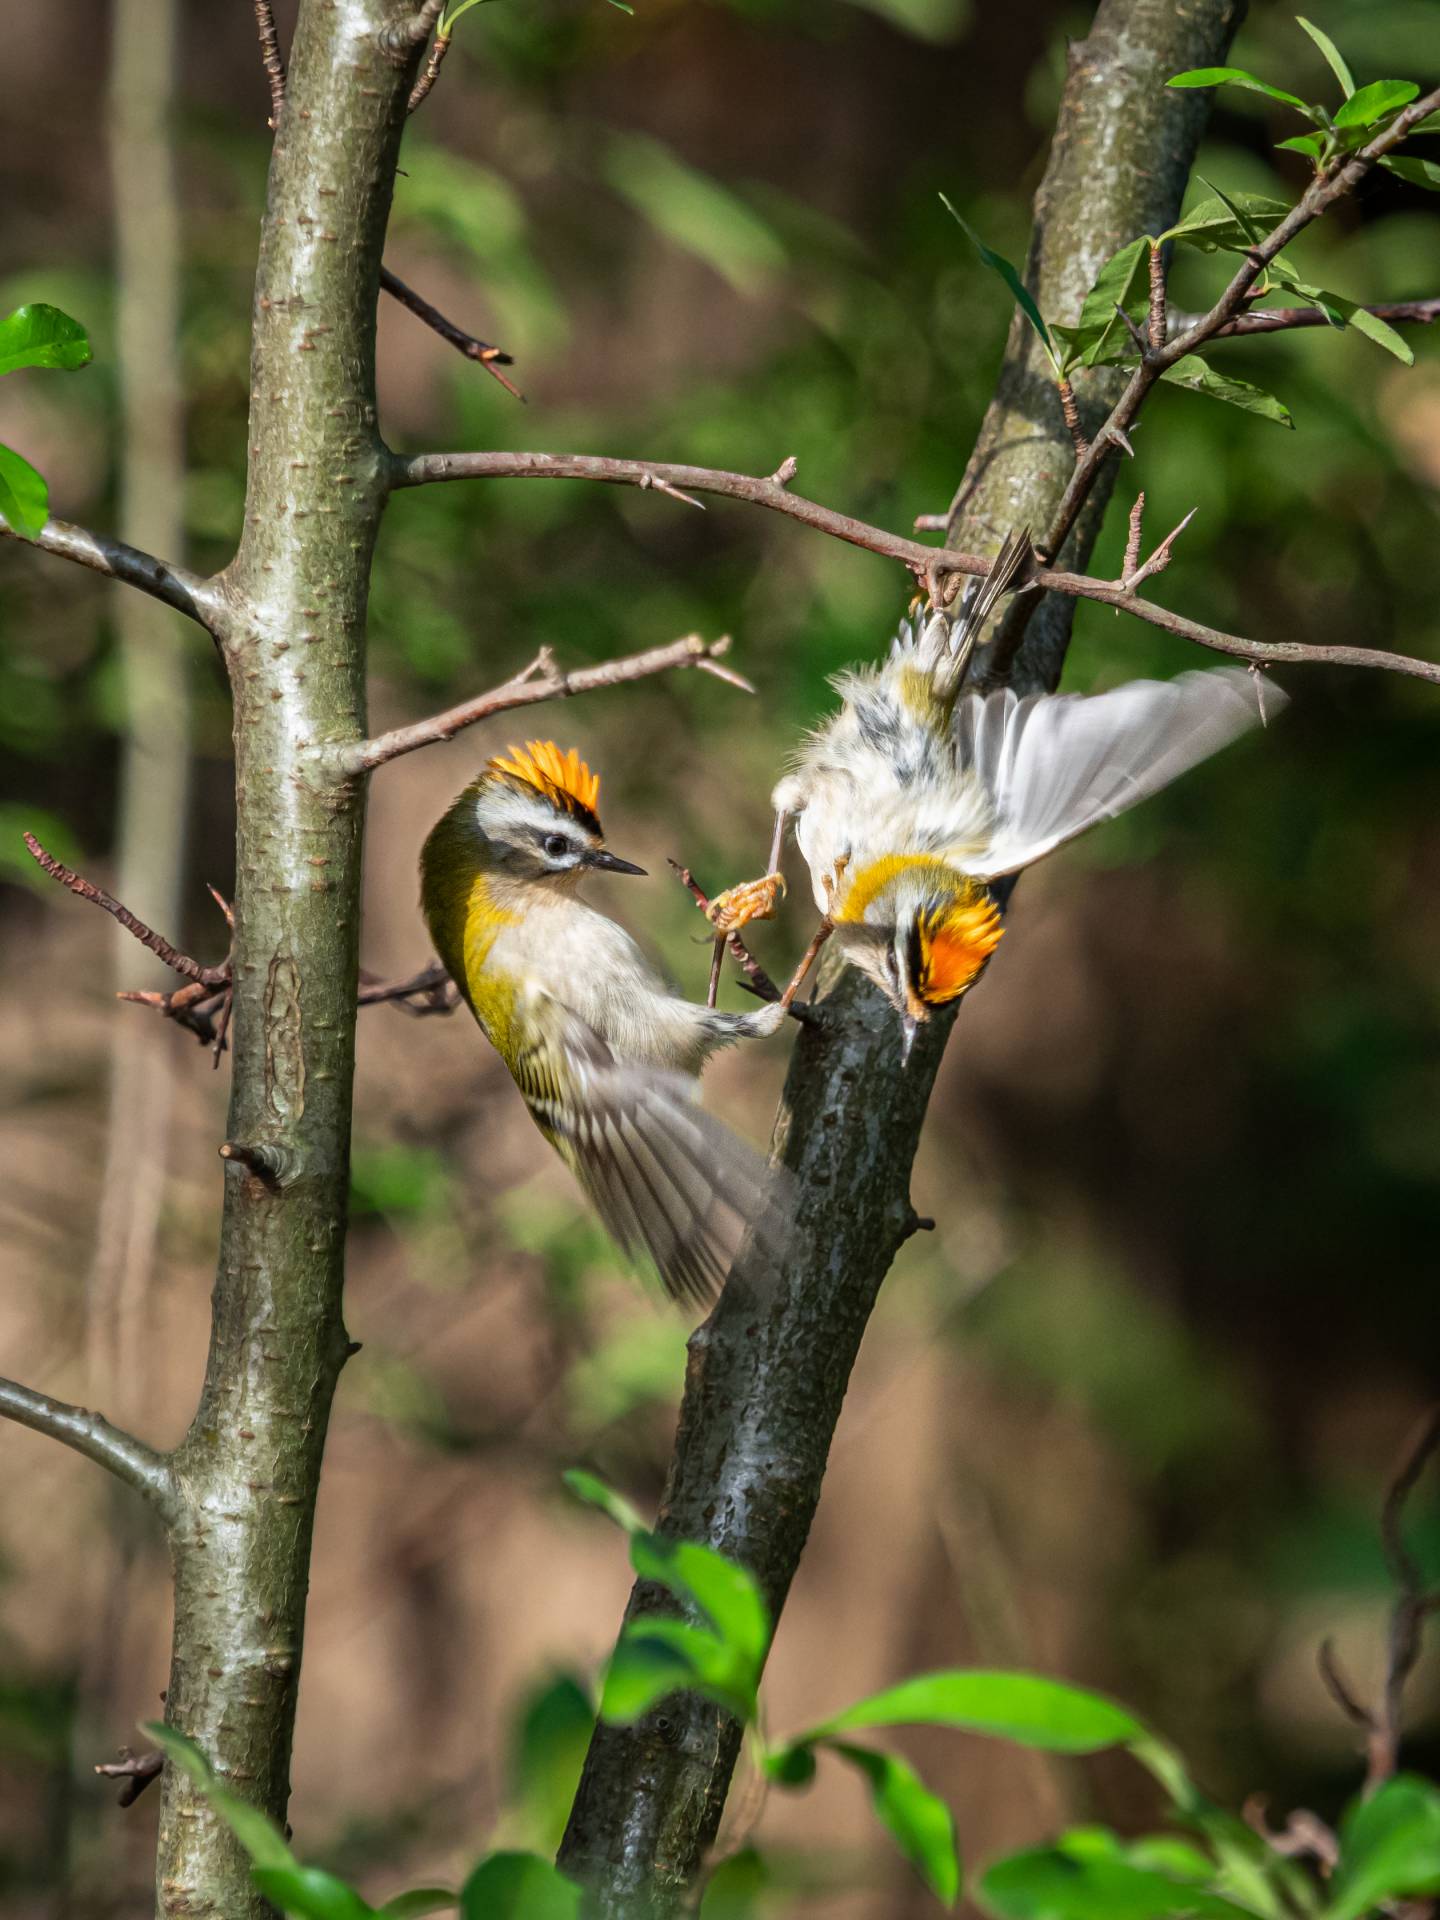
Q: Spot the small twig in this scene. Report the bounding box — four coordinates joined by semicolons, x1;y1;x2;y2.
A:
0;512;226;634
1173;296;1440;340
219;1141;290;1185
382;0;446;54
1372;1407;1440;1790
407;28;452;112
96;1748;164;1808
1122;492;1145;584
1147;242;1166;351
1056;377;1088;459
252;0;287;129
357;961;461;1015
666;861;796;1014
0;1377;175;1512
378;266;522;399
1122;506;1196;592
24;835;228;985
639;471;705;511
1243;1798;1339;1875
1114;300;1153;359
770;456;798;488
344;632;753;775
1317;1637;1372;1730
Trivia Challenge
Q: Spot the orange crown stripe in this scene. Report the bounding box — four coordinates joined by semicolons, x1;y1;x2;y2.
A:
488;739;602;816
918;899;1004;1005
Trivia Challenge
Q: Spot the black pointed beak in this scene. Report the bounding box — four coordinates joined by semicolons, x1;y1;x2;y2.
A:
900;1011;920;1067
586;849;647;877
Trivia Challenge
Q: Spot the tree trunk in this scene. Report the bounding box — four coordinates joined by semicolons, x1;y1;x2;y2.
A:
556;2;1245;1911
151;4;417;1913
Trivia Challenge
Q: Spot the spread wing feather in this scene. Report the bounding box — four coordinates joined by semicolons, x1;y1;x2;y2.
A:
511;996;792;1307
953;667;1282;880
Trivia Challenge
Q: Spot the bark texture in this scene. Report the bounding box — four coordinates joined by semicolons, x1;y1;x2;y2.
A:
151;3;419;1913
557;2;1245;1911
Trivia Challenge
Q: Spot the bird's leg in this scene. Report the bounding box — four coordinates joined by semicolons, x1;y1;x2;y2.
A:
706;934;725;1010
777;919;832;1010
705;810;790;934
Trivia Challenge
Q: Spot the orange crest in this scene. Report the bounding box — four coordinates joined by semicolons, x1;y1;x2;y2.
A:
489;740;602;827
916;893;1004;1005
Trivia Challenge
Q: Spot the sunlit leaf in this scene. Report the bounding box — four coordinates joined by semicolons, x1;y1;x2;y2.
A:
1166;68;1307;110
1380;154;1440;191
939;195;1057;368
1069;237;1151;367
507;1672;593;1854
1264;261;1415;361
561;1468;645;1534
0;304;92;377
379;1891;458;1918
0;443;49;540
142;1723;296;1874
1160;356;1293;427
700;1846;770;1919
828;1742;961;1907
600;1619;755;1724
459;1853;582;1920
630;1533;770;1673
1295;18;1355;98
764;1742;818;1786
980;1847;1266;1919
1160;193;1291;252
1327;1775;1440;1920
1332;79;1419;130
251;1867;377;1920
800;1670;1144;1753
1276;132;1325;159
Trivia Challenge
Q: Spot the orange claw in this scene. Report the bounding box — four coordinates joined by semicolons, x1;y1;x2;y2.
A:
705;871;787;933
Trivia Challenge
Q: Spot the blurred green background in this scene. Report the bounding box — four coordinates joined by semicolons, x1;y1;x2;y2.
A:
0;0;1437;1913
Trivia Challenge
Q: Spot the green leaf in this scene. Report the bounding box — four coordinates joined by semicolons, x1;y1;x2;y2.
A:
1327;1775;1440;1920
561;1468;644;1534
1332;79;1420;130
0;304;92;377
1160;193;1291;252
939;195;1057;369
251;1868;377;1920
980;1847;1266;1919
1166;68;1307;109
604;0;636;11
828;1742;961;1907
1276;132;1326;159
630;1533;770;1674
1295;19;1355;98
459;1853;582;1920
801;1670;1144;1754
601;1620;755;1724
1069;237;1152;367
1160;355;1293;427
438;0;493;32
1263;261;1415;361
379;1892;458;1918
763;1741;818;1787
507;1672;593;1854
142;1722;295;1873
1380;154;1440;191
0;443;49;540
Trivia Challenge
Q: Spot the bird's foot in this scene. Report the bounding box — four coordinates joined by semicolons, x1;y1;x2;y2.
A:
706;871;786;933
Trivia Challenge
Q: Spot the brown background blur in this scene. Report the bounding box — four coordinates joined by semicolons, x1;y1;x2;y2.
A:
1;0;1438;1913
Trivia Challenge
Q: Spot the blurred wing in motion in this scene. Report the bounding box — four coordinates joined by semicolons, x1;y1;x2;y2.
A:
955;667;1283;881
511;994;794;1308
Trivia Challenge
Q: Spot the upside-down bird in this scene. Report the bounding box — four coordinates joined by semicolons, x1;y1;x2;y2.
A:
420;740;791;1305
708;533;1285;1057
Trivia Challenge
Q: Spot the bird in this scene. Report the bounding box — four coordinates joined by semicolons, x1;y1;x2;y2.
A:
706;531;1285;1059
419;738;793;1306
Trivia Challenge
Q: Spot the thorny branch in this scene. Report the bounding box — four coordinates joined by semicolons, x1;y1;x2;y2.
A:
1174;295;1440;339
1317;1406;1440;1794
343;631;755;773
1039;82;1440;566
249;0;519;392
389;451;1440;686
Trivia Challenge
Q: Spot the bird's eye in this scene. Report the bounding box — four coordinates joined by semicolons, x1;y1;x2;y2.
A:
543;833;570;858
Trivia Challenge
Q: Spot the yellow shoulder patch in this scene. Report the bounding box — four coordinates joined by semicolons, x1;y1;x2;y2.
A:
489;740;602;821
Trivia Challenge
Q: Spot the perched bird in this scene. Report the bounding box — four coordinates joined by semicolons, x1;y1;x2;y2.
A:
708;533;1285;1058
420;739;791;1305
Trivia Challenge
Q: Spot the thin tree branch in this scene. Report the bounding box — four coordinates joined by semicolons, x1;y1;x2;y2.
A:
0;512;226;632
253;0;287;127
96;1748;165;1808
1040;83;1440;564
24;834;229;984
388;450;1440;685
1173;296;1440;339
379;267;522;398
341;632;754;774
407;27;452;112
0;1377;175;1512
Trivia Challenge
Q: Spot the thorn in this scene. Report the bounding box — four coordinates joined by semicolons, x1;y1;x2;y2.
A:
206;883;235;927
639;471;705;510
770;455;798;487
913;512;949;532
1105;424;1137;459
219;1140;290;1185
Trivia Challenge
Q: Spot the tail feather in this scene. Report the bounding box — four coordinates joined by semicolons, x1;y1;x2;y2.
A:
956;666;1283;880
